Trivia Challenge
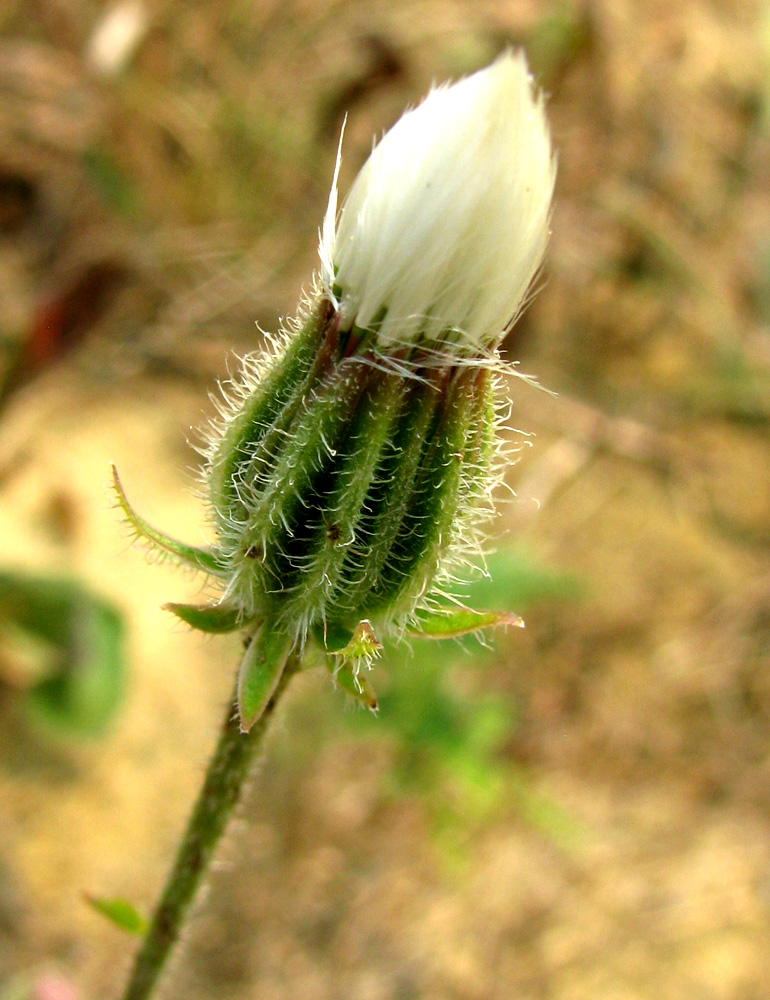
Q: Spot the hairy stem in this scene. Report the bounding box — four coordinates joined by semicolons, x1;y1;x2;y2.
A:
119;652;299;1000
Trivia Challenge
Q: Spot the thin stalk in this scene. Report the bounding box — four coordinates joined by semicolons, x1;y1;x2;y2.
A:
119;653;299;1000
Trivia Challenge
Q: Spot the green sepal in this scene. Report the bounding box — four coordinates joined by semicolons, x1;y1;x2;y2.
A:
111;466;224;577
328;659;378;712
311;620;381;710
314;619;382;660
237;624;293;732
338;619;382;661
163;602;252;634
83;893;148;936
409;607;524;639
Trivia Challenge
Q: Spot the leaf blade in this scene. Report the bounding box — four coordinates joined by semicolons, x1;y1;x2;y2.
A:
409;607;524;640
84;893;148;936
111;465;223;576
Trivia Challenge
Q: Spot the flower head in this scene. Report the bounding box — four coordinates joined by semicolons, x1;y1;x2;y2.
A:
115;52;554;730
321;51;555;352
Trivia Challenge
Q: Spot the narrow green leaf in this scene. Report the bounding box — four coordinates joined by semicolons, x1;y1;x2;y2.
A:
237;625;292;732
111;465;224;576
410;607;524;639
163;602;251;634
84;893;148;936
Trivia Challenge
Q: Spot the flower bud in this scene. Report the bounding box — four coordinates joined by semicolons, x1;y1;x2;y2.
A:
114;52;554;729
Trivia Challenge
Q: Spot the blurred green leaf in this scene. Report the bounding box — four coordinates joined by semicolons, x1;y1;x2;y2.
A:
84;893;148;936
508;768;583;848
750;240;770;322
0;977;31;1000
461;548;584;610
82;146;140;218
527;3;589;86
0;572;126;738
677;344;770;425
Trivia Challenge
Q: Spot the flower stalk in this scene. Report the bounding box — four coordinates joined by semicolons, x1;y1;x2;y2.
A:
120;654;299;1000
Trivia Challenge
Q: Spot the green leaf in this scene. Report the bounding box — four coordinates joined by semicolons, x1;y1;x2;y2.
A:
410;607;524;639
164;602;250;634
84;893;148;936
111;465;224;577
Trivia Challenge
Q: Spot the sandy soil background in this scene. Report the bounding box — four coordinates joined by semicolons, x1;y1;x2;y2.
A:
1;1;770;998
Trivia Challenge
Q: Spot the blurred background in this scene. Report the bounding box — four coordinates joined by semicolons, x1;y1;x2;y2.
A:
1;1;770;998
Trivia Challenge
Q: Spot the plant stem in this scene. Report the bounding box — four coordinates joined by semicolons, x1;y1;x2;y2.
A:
119;653;299;1000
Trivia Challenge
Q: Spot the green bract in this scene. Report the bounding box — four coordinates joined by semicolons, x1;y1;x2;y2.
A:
113;307;509;729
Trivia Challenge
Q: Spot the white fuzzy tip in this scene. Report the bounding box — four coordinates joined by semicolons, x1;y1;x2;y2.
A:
320;51;556;352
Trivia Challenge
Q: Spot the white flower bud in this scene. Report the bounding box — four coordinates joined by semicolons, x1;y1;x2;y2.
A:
320;51;556;352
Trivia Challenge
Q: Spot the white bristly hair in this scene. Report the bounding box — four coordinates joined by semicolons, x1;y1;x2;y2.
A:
320;51;556;352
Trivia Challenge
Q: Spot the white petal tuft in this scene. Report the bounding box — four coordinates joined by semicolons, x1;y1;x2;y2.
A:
320;51;556;352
